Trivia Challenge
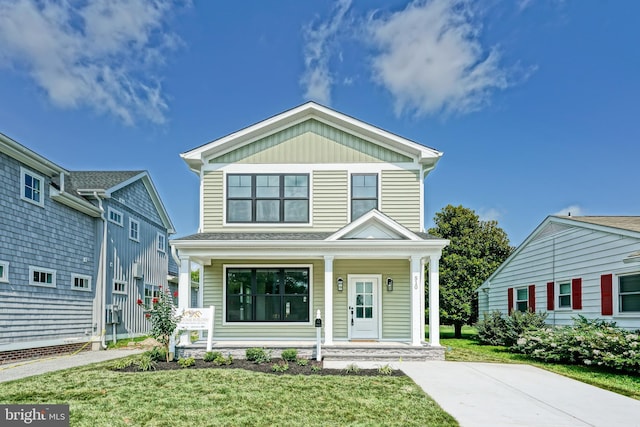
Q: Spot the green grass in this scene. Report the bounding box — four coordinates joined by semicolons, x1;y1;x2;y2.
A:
437;325;640;400
0;360;458;426
106;336;149;349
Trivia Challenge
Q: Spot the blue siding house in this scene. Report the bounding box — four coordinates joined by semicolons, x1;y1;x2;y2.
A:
0;133;175;362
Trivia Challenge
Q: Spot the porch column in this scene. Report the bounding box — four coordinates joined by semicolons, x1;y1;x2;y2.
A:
323;256;334;345
178;256;191;346
429;253;441;347
410;256;422;346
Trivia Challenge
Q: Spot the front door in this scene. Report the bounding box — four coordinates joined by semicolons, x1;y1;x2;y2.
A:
348;275;380;339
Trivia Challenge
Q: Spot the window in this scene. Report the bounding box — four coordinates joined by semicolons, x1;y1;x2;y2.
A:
20;167;44;207
129;219;139;242
157;232;166;252
0;261;8;283
108;207;123;226
227;174;309;223
516;288;528;312
29;267;56;287
558;282;571;308
113;280;127;294
225;267;310;322
351;174;378;221
72;274;91;291
619;274;640;313
144;284;160;307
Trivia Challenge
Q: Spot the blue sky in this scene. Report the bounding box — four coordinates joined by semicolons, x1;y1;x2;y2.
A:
0;0;638;246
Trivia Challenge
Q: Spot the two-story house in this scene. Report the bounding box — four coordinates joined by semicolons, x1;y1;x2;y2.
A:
171;103;449;360
0;133;174;362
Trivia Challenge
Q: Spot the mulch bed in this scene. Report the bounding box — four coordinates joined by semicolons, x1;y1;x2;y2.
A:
116;358;405;377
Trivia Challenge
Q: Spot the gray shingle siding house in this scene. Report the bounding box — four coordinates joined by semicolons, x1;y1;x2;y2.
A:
0;133;175;362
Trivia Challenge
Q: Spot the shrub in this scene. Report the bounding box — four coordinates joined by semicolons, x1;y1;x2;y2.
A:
476;310;547;347
344;363;360;374
111;357;136;370
204;351;222;362
204;351;232;366
271;361;289;372
135;354;156;372
147;347;167;362
245;347;271;364
310;365;321;373
296;358;309;366
177;357;195;368
138;287;181;362
377;364;394;376
281;348;298;362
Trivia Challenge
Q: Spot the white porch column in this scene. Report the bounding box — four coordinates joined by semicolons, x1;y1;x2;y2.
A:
178;256;191;346
429;253;441;347
420;257;426;344
410;256;422;346
323;256;334;345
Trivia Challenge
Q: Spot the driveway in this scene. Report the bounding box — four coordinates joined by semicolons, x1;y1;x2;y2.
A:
401;361;640;427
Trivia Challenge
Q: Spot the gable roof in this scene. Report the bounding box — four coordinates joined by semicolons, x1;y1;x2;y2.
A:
69;171;175;234
561;216;640;234
181;102;443;174
327;209;424;241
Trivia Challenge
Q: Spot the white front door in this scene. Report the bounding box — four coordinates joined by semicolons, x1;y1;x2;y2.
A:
348;275;380;339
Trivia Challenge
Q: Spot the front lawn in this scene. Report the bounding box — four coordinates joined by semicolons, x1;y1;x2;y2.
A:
0;360;458;426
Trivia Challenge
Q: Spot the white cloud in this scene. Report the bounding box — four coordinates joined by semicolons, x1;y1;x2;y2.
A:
0;0;183;125
553;205;585;217
366;0;514;117
300;0;352;105
478;207;503;222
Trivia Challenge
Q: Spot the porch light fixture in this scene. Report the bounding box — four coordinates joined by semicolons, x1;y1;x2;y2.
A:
386;277;394;292
337;277;344;292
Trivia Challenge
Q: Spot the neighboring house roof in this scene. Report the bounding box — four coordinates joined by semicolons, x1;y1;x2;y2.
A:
180;101;443;175
69;171;176;234
478;215;640;291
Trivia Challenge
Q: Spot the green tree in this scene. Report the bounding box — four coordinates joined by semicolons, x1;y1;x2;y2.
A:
427;205;513;338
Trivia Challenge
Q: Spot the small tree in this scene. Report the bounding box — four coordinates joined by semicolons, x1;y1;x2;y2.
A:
137;287;181;362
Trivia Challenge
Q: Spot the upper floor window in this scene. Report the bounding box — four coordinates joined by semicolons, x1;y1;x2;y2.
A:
619;274;640;313
29;266;56;287
558;282;571;308
351;174;378;221
113;280;127;294
0;261;8;283
108;207;123;226
72;274;91;291
227;174;309;223
20;167;44;207
157;232;166;252
129;218;140;242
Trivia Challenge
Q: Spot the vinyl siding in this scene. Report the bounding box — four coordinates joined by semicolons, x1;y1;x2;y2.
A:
202;171;224;231
381;169;421;231
484;224;640;329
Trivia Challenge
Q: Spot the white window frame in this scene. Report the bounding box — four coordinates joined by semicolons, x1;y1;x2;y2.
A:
157;232;166;253
349;172;380;222
557;281;572;309
515;287;528;313
108;207;124;227
617;272;640;315
0;261;9;283
71;274;92;292
222;264;313;326
113;280;127;294
144;283;160;307
129;218;140;242
29;266;56;288
20;167;45;207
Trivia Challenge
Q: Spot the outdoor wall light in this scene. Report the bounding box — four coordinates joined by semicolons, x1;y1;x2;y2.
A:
337;277;344;292
387;277;394;292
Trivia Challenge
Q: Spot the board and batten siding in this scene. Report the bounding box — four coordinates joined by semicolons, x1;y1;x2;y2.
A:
484;225;640;329
203;259;324;339
381;170;421;232
0;152;97;349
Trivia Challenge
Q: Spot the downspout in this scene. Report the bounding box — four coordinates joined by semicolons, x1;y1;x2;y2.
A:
95;192;108;350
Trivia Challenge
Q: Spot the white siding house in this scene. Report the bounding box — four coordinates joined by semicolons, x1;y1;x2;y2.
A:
478;216;640;330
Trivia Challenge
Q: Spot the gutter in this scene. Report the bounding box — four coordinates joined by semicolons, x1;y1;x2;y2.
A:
94;192;108;350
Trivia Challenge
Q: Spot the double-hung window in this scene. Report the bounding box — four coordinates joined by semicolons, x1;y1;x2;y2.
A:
157;232;166;252
515;288;528;312
226;267;310;322
129;219;140;242
144;284;160;307
20;167;44;207
558;282;571;308
227;174;309;223
351;174;378;221
619;274;640;313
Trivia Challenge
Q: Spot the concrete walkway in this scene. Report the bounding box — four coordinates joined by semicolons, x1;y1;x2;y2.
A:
0;349;144;383
401;361;640;427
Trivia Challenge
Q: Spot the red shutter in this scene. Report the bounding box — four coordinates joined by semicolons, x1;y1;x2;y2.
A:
508;288;514;314
601;274;613;315
546;282;555;311
528;284;536;312
572;278;582;310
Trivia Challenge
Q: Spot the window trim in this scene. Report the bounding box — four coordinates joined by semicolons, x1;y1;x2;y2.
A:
157;232;166;253
129;218;140;242
71;274;92;292
617;272;640;315
113;280;127;295
226;173;310;224
144;283;160;307
557;281;572;309
108;207;124;227
29;266;56;288
0;261;8;283
20;167;45;207
515;287;529;313
350;173;379;221
222;264;313;326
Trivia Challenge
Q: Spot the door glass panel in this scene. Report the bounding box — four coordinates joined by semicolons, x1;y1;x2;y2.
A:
356;295;363;305
356;307;364;318
354;281;374;320
365;282;372;293
365;307;373;318
356;282;363;293
365;295;372;305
